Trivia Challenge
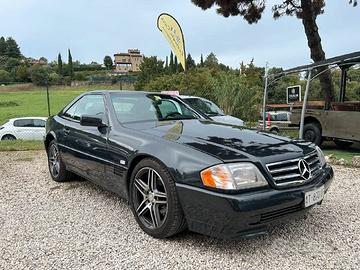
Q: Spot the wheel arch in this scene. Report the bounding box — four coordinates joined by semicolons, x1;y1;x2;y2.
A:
1;134;16;140
44;131;57;151
304;116;322;131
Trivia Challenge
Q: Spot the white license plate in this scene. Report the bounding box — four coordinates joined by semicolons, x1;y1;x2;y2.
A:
304;185;325;208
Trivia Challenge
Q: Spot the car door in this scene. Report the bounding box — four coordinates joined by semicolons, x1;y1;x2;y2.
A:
60;94;109;183
13;119;34;140
32;119;46;140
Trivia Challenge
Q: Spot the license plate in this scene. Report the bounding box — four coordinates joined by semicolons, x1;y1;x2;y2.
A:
304;185;324;208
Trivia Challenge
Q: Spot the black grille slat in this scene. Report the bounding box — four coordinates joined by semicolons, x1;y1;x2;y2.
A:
266;151;322;187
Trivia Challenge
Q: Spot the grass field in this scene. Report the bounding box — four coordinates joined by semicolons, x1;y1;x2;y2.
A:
0;140;44;151
0;84;125;125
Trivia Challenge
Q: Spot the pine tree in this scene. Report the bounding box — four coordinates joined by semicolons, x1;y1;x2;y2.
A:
0;37;6;56
68;49;73;79
169;52;174;74
200;54;204;67
5;37;21;58
58;53;63;76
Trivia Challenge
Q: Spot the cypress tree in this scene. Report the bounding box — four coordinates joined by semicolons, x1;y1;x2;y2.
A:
169;51;174;74
200;54;204;67
68;49;73;79
0;37;6;56
58;53;63;76
174;55;178;73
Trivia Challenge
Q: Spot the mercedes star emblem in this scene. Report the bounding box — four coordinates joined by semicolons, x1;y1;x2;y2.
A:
298;159;312;180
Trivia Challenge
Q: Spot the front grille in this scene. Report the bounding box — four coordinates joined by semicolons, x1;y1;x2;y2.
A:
266;151;322;187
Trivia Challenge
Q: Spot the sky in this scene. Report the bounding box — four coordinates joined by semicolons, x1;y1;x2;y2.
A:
0;0;359;69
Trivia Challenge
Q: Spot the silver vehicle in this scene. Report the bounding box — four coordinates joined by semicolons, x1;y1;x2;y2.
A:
258;111;296;134
181;95;244;126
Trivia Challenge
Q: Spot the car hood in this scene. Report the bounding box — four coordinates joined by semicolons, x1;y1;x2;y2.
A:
211;115;244;126
124;119;314;163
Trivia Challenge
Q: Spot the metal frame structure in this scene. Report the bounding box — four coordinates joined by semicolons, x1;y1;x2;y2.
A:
262;51;360;139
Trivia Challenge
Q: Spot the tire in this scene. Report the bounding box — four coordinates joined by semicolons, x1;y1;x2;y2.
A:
1;134;16;140
303;122;322;146
129;158;186;238
47;140;73;182
334;139;353;149
269;127;279;134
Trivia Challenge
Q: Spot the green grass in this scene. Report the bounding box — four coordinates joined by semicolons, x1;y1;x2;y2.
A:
0;84;126;124
0;140;44;151
322;142;360;163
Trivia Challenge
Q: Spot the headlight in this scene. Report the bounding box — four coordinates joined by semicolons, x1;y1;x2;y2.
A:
200;162;268;190
315;146;326;167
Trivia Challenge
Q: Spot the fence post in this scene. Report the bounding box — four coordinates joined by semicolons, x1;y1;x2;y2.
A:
46;79;51;117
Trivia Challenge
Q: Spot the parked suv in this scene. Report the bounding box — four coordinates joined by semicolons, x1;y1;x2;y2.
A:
258;111;296;134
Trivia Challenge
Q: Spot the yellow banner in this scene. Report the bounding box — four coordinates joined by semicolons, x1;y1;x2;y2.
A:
157;13;186;71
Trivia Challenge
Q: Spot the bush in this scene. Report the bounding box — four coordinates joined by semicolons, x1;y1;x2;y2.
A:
15;65;30;82
30;65;51;86
0;69;11;83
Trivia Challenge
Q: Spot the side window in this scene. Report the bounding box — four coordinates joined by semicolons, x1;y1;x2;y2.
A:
158;100;179;116
33;119;46;127
13;119;34;127
63;95;105;121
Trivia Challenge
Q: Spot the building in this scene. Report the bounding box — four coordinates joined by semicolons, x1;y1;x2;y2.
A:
114;49;143;73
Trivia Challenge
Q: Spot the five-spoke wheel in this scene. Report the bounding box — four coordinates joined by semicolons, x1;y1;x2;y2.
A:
133;167;168;229
129;158;186;238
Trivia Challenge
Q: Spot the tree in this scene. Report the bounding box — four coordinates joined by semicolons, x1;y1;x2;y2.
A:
174;56;178;73
103;55;113;70
134;56;164;90
200;54;204;67
169;52;174;74
0;69;11;83
191;0;358;107
58;53;63;76
68;49;74;79
0;37;6;56
204;52;218;68
186;53;196;69
5;37;21;58
15;65;30;82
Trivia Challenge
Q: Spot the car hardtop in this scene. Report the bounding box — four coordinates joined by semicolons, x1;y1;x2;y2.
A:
9;116;48;122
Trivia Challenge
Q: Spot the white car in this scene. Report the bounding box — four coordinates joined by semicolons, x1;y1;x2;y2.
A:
180;96;244;126
0;117;47;141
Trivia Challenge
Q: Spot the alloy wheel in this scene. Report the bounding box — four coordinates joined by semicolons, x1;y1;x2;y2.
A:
132;167;168;229
48;144;60;178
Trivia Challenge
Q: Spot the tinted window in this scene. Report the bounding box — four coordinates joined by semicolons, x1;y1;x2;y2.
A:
64;95;105;121
33;119;46;127
14;119;34;127
111;94;198;123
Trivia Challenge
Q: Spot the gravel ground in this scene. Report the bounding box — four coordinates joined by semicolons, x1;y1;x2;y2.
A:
0;151;359;270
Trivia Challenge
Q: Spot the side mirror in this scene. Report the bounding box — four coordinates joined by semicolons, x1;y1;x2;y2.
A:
80;115;106;127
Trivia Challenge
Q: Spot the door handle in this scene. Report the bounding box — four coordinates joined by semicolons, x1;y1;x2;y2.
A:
64;127;70;135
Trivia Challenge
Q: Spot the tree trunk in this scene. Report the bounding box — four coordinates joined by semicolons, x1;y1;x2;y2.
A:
301;0;335;109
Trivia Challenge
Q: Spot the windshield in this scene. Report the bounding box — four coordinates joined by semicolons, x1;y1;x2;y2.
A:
110;93;199;123
183;97;224;116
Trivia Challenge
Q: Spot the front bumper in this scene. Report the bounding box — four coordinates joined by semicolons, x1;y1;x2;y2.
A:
176;165;334;239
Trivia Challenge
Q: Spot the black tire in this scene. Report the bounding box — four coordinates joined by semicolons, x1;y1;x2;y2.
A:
303;122;322;146
334;139;353;149
129;158;186;238
269;127;279;134
1;134;16;140
47;140;73;182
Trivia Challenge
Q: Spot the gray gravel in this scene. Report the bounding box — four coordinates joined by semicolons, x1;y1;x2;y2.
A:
0;151;359;270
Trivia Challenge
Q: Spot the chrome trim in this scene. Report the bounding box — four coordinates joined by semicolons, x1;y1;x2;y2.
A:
266;151;321;187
